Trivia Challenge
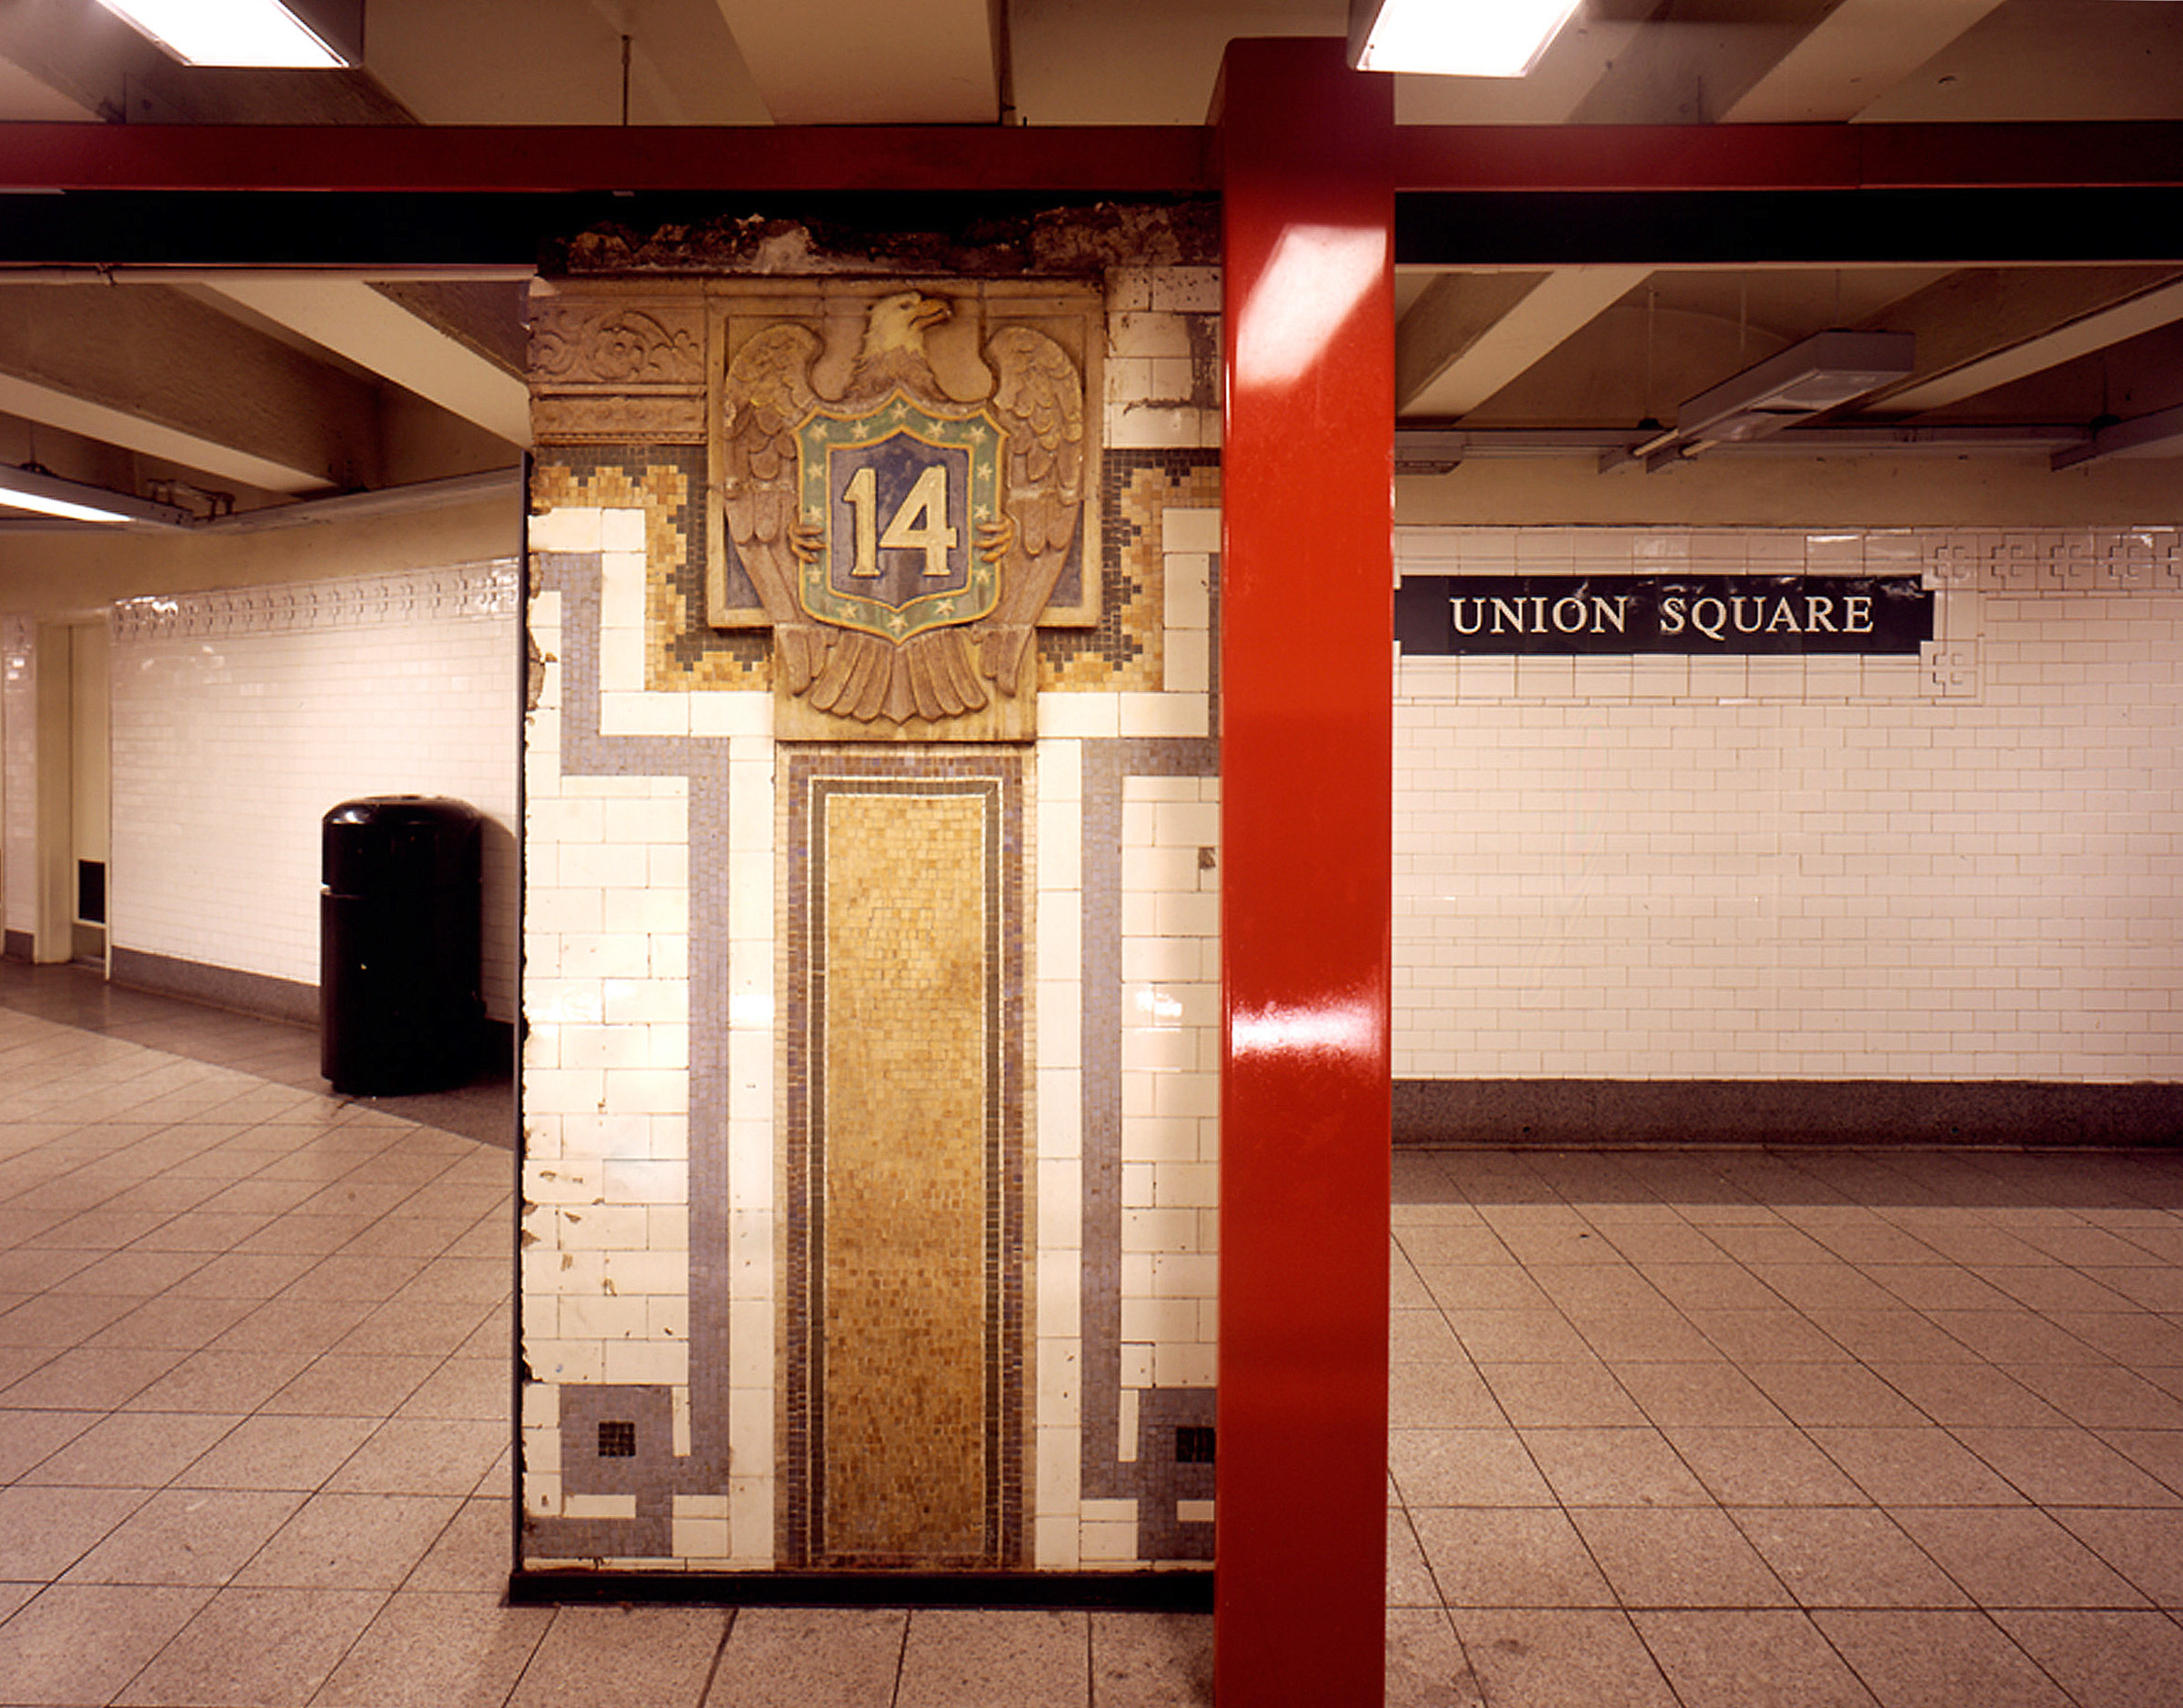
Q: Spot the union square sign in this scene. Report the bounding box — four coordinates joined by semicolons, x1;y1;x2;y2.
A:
1395;574;1935;657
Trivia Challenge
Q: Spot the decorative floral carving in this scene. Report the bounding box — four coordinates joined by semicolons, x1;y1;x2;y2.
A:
529;306;702;388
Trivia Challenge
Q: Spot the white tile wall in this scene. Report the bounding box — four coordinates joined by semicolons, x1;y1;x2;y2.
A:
2;618;33;940
1394;527;2183;1081
107;565;520;1017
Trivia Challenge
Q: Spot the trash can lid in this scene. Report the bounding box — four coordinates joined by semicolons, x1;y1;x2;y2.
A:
324;796;480;829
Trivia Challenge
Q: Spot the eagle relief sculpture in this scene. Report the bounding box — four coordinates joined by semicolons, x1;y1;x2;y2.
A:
715;290;1090;740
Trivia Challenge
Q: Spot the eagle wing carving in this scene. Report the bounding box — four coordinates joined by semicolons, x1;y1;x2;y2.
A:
977;326;1087;694
719;325;832;695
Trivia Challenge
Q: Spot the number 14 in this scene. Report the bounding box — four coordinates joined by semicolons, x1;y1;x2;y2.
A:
843;464;957;579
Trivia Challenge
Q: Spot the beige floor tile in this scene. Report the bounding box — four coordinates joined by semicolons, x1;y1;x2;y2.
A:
397;1355;508;1422
21;1410;238;1488
166;1250;322;1299
1803;1310;1979;1365
703;1606;905;1708
0;1292;144;1349
1441;1307;1592;1361
114;1584;386;1707
1390;1427;1554;1506
389;1255;512;1303
897;1608;1091;1708
1411;1507;1615;1609
1398;1225;1517;1266
1685;1309;1852;1363
235;1213;377;1256
1478;1361;1647;1428
1860;1361;2067;1428
1814;1610;2070;1708
1731;1508;1969;1609
0;1483;151;1579
2050;1508;2183;1607
48;1250;212;1297
327;1416;508;1496
1611;1362;1786;1428
1453;1608;1678;1708
507;1603;730;1708
181;1412;378;1491
1596;1226;1734;1267
316;1590;553;1708
122;1348;317;1413
1632;1609;1880;1708
2008;1363;2183;1430
1982;1265;2137;1313
2046;1311;2183;1364
63;1487;305;1586
1808;1425;2026;1505
234;1490;461;1590
1418;1265;1556;1313
1662;1426;1872;1507
1389;1506;1440;1607
126;1211;275;1253
1565;1309;1722;1363
262;1352;441;1417
280;1254;428;1303
0;1582;213;1706
1520;1427;1713;1507
1388;1359;1504;1430
1570;1506;1789;1609
1996;1609;2183;1708
1390;1310;1464;1361
0;1408;98;1481
1857;1264;2017;1311
85;1293;258;1351
405;1497;512;1593
1930;1311;2109;1366
1743;1364;1929;1429
1895;1507;2150;1609
212;1296;377;1355
332;1299;497;1359
1957;1425;2183;1506
1385;1607;1483;1708
1091;1610;1215;1708
0;1345;194;1410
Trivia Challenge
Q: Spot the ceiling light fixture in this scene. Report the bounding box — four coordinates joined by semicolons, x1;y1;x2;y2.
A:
1348;0;1584;77
91;0;360;68
1605;329;1916;471
0;465;194;527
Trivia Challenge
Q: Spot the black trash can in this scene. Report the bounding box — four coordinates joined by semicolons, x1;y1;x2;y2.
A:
320;796;483;1096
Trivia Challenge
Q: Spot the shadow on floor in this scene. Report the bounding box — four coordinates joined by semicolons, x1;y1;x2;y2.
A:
0;957;515;1149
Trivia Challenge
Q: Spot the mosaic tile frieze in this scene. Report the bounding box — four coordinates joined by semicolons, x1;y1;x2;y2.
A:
534;450;769;690
780;749;1029;1568
1043;450;1221;693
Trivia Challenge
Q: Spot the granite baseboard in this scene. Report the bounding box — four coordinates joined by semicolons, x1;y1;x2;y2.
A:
1394;1079;2183;1149
110;947;318;1026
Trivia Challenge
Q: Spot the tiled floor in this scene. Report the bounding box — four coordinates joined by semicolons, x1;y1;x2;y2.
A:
1390;1144;2183;1708
7;965;2183;1705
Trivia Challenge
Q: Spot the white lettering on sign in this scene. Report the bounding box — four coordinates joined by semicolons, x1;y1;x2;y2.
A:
1453;595;1633;638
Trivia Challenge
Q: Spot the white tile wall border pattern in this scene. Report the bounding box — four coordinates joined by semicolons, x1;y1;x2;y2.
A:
111;560;520;641
1393;523;2183;1144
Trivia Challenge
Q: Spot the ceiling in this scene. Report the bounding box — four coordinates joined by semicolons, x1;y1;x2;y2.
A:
3;0;2183;527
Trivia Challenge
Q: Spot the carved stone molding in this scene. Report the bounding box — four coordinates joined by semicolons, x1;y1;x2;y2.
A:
528;302;705;392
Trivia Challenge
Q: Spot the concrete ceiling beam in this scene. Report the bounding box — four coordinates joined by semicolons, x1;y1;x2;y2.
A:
709;0;1001;125
0;284;382;491
200;276;529;444
1724;0;2010;124
1862;268;2183;416
1398;266;1651;418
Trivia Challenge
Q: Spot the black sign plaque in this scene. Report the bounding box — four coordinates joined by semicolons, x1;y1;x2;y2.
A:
1396;575;1935;658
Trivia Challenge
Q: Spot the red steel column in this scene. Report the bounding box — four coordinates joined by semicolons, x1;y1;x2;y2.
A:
1214;37;1394;1708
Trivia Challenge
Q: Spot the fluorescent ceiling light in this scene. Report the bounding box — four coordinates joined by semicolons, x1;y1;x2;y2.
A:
0;465;193;527
1349;0;1584;77
1675;329;1916;447
93;0;353;68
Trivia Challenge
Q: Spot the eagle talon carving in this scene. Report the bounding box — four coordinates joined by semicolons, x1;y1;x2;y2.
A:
718;289;1086;738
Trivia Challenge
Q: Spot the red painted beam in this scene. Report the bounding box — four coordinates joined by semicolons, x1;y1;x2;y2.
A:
1394;119;2183;194
1216;37;1393;1708
5;116;2179;198
0;121;1216;195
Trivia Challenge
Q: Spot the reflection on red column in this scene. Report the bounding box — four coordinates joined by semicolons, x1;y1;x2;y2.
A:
1215;36;1394;1708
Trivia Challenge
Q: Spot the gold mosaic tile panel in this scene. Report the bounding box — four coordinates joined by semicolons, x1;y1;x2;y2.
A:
820;791;991;1563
